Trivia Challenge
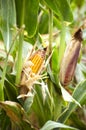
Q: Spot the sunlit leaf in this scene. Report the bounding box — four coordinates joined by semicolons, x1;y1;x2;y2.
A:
75;63;85;83
0;0;16;51
59;80;86;123
40;120;78;130
60;85;81;107
44;0;73;22
0;50;13;63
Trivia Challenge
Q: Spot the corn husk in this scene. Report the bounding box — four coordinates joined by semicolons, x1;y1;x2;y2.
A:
60;29;82;87
18;48;46;98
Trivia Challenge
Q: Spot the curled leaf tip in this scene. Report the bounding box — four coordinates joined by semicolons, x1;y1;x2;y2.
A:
74;28;83;41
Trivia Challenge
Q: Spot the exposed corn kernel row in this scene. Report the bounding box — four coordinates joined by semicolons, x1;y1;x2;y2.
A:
32;56;43;74
30;54;39;65
30;54;43;74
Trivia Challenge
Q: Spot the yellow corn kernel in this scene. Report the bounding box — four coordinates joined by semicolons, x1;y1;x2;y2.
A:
29;49;46;74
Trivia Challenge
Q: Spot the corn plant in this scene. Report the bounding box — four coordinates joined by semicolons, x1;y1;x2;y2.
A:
0;0;86;130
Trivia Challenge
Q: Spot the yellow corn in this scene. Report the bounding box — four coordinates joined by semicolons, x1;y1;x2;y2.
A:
29;49;46;74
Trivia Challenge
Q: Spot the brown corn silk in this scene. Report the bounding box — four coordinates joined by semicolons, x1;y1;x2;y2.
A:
20;48;46;96
60;29;82;87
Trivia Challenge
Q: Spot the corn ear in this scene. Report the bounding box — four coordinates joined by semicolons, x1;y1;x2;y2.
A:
20;48;46;86
29;49;46;74
60;28;82;87
19;48;47;98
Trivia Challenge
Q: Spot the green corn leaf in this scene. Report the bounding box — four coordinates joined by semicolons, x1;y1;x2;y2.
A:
0;101;32;130
40;120;78;130
4;79;18;101
58;80;86;123
0;80;4;100
60;85;81;107
15;0;39;38
39;12;49;34
0;110;11;130
0;0;16;51
44;0;73;22
0;101;26;124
